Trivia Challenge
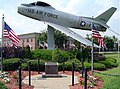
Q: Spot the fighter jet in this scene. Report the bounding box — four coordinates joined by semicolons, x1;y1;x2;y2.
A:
18;1;116;49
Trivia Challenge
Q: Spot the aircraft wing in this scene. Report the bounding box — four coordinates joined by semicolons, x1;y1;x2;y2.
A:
46;22;100;48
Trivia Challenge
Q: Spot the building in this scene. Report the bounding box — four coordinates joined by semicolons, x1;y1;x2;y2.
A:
3;32;77;50
3;32;40;50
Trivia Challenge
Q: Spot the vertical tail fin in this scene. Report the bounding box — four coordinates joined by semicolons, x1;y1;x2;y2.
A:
95;7;117;24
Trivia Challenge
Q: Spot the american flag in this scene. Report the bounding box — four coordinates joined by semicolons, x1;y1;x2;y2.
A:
92;24;104;48
4;22;20;46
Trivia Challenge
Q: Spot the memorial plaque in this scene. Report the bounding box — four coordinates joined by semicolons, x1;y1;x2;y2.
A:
45;62;58;74
42;62;61;77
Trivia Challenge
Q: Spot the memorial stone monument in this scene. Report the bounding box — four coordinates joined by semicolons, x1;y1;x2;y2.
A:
42;62;61;77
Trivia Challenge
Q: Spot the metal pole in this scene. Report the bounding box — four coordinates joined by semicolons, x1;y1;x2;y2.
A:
28;62;31;86
38;58;40;74
63;58;65;73
91;38;94;75
84;68;87;89
1;14;4;73
19;66;22;89
91;17;94;75
118;40;119;61
72;62;74;86
81;58;84;78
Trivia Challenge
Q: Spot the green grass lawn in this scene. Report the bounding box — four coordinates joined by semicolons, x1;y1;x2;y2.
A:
95;53;120;89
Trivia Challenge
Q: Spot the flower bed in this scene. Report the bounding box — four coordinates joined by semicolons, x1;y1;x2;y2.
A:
0;71;103;89
69;71;103;89
0;71;38;89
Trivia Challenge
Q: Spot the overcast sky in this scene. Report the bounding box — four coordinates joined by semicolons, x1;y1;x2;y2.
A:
0;0;120;39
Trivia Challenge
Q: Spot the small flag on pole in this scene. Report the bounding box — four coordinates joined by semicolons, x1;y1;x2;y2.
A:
92;24;104;48
4;22;20;46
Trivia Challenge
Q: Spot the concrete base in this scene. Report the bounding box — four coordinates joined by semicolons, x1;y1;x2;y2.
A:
42;73;62;78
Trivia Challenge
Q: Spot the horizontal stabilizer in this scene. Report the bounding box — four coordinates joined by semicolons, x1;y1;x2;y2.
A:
46;22;100;48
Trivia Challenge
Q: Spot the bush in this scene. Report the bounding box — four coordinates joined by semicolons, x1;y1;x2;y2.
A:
84;62;106;70
3;58;20;71
105;57;117;63
21;63;28;70
64;61;72;71
31;49;52;60
32;49;74;62
52;48;61;62
58;63;63;71
0;81;7;89
22;45;31;58
64;58;81;71
60;50;74;62
84;61;91;69
93;53;105;62
29;59;46;71
94;63;106;70
99;58;118;68
52;48;74;63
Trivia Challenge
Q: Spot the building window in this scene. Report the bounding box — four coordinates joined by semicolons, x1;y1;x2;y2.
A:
31;39;33;42
27;39;29;42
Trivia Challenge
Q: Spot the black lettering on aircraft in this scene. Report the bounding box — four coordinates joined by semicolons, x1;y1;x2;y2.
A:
27;9;58;19
44;12;58;19
36;10;43;15
28;9;34;13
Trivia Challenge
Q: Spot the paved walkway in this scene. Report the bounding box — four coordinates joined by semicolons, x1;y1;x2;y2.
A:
23;74;79;89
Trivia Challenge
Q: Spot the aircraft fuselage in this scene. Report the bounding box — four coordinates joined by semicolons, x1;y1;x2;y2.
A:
18;5;106;31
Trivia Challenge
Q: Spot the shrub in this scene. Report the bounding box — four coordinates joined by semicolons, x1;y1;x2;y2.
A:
64;61;72;71
58;63;63;71
32;49;74;62
52;48;75;63
3;58;20;71
29;59;46;71
84;62;106;70
93;53;105;62
99;58;118;68
105;57;117;63
84;61;91;69
52;48;61;62
60;50;74;62
31;49;52;60
21;63;27;70
22;45;32;58
64;58;81;71
0;81;7;89
81;47;90;60
94;63;106;70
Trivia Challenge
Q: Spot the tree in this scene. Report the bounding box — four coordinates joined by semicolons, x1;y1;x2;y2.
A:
52;48;61;62
22;45;31;58
37;30;68;49
54;30;67;49
104;36;114;50
38;30;47;42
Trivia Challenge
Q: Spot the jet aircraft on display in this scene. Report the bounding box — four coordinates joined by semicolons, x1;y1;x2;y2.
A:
18;1;117;49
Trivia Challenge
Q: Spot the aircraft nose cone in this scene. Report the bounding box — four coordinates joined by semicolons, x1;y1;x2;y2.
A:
17;6;22;14
17;5;26;15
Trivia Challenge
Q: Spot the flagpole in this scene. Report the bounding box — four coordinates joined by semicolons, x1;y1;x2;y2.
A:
118;38;119;62
91;16;94;75
1;14;4;73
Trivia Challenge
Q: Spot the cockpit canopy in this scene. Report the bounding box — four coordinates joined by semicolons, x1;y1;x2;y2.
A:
22;1;55;9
